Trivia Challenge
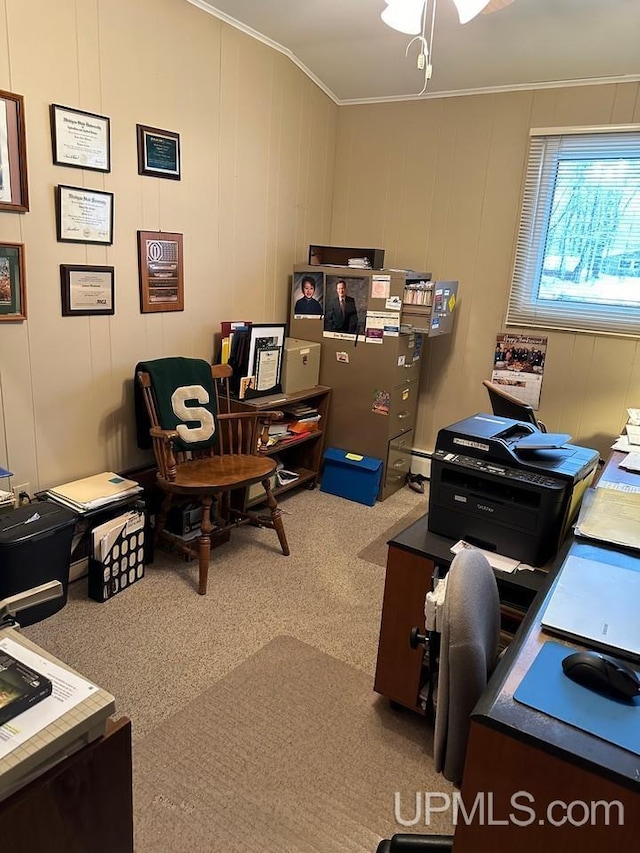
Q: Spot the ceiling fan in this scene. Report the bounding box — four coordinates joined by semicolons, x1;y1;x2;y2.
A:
381;0;517;93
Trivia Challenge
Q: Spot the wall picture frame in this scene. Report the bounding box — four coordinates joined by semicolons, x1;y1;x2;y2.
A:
60;264;115;316
0;90;29;213
56;185;114;244
136;124;180;180
0;242;26;321
50;104;111;172
137;230;184;313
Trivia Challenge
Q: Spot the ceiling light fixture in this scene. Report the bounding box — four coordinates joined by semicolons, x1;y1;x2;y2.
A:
381;0;515;95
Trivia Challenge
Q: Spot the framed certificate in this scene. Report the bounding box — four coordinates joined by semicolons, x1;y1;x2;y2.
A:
0;90;29;213
50;104;110;172
60;264;115;316
136;124;180;180
56;185;114;244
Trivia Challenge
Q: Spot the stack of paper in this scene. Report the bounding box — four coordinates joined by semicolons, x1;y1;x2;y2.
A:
574;486;640;550
45;472;142;513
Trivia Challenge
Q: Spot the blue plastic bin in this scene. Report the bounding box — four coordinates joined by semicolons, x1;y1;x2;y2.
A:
320;448;383;506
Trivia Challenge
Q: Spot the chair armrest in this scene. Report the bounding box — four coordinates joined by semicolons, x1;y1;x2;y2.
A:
376;835;454;852
149;426;180;440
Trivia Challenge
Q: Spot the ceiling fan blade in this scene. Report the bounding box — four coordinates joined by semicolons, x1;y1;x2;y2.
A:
482;0;516;13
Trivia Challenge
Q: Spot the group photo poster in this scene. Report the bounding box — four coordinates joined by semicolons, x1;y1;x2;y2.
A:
491;333;548;410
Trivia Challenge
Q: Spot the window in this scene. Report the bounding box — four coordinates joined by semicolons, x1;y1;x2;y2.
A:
506;127;640;337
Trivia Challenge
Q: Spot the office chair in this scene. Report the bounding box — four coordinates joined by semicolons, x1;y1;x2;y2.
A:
375;550;500;853
137;358;289;595
482;379;547;431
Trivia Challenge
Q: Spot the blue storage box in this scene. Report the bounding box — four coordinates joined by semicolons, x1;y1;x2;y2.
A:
321;448;383;506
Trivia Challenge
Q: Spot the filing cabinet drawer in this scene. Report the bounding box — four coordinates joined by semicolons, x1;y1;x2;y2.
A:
393;333;422;384
382;431;414;500
388;380;418;438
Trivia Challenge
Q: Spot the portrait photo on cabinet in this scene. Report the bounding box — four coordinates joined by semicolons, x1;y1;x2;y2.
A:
292;270;324;318
323;275;367;339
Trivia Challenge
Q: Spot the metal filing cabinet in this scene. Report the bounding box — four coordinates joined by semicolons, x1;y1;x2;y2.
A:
289;263;457;500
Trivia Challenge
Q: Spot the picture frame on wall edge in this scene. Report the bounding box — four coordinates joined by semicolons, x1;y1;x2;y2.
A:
60;264;115;316
50;104;111;172
0;90;29;213
136;124;181;180
0;242;27;321
137;230;184;313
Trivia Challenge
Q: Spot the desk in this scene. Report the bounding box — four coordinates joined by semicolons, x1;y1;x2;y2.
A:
373;514;547;714
454;454;640;852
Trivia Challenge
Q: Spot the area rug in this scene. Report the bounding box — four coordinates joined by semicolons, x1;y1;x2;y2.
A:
357;502;428;568
133;636;453;852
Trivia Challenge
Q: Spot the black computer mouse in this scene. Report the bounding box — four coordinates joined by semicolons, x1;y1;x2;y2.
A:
562;651;640;701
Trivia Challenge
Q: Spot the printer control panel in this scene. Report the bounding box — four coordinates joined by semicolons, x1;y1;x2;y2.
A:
434;450;563;489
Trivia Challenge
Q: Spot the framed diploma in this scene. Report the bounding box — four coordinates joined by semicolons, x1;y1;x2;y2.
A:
60;264;115;316
0;242;26;321
50;104;111;172
136;124;180;180
137;230;184;313
0;90;29;213
56;185;114;244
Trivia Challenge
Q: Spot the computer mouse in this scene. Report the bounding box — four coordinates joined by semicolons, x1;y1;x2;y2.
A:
562;651;640;701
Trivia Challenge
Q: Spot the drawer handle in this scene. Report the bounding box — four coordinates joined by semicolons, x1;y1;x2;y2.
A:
387;473;404;482
397;411;411;419
393;459;408;469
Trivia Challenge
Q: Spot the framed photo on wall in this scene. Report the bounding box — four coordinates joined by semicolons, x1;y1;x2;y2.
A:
136;124;181;180
60;264;115;316
0;90;29;213
50;104;111;172
137;230;184;313
56;185;114;244
0;242;26;321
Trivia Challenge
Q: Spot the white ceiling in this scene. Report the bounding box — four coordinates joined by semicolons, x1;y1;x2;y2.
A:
187;0;640;104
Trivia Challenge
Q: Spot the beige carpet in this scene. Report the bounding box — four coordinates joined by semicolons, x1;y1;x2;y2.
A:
133;636;453;852
358;501;428;568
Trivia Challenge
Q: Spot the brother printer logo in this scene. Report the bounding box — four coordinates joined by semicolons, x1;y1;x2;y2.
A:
478;505;495;513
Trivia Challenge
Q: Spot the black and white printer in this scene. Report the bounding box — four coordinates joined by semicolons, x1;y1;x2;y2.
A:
428;414;599;566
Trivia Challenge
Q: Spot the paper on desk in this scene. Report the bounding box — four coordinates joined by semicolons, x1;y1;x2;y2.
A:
450;540;520;573
574;486;640;550
626;425;640;445
619;451;640;473
0;637;97;760
611;434;634;453
627;408;640;426
597;479;640;494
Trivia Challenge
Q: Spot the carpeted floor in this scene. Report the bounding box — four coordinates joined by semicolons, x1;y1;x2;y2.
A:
358;502;428;568
134;636;452;853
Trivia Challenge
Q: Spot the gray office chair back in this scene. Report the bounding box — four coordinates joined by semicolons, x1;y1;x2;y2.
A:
433;549;500;785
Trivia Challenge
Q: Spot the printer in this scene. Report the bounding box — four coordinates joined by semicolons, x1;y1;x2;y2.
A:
428;414;600;566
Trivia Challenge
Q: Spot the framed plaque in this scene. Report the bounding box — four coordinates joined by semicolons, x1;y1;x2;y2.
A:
136;124;180;180
137;230;184;313
50;104;111;172
60;264;115;316
0;242;26;321
0;90;29;213
56;185;114;244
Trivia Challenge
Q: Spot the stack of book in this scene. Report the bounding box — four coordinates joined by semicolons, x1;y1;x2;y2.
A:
45;472;142;514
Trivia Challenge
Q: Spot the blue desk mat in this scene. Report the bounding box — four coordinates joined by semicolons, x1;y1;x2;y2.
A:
514;641;640;756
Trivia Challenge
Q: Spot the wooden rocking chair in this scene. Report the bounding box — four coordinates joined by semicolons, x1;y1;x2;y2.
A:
136;358;289;594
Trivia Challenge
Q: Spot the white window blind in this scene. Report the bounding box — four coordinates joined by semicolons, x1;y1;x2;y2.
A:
506;128;640;337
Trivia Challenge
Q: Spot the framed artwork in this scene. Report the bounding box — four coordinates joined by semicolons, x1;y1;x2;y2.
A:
50;104;111;172
136;124;180;180
0;90;29;213
60;264;115;316
246;324;286;394
0;242;26;321
137;230;184;313
56;185;114;244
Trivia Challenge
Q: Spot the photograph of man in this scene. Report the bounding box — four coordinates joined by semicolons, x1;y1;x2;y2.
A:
293;273;323;317
324;278;360;335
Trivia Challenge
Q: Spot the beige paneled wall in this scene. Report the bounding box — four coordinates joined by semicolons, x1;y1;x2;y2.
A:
0;0;337;491
332;82;640;458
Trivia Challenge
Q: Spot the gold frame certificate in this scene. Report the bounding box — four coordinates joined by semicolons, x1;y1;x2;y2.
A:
56;185;114;245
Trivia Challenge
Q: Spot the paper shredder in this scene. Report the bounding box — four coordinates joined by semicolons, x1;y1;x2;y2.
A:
0;500;76;625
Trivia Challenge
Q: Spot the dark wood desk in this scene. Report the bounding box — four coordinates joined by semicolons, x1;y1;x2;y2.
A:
373;514;548;714
455;454;640;852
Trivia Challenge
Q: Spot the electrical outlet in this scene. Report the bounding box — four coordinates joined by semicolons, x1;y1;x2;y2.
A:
12;483;31;506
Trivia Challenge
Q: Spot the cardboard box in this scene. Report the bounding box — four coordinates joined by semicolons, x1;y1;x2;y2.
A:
320;448;383;506
281;338;321;395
